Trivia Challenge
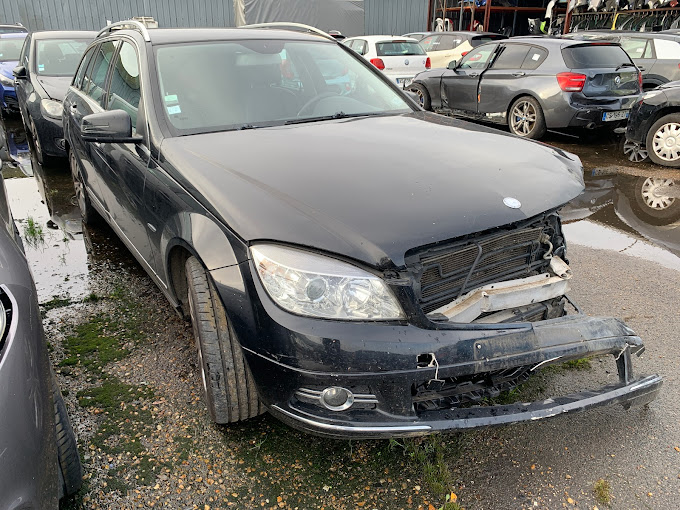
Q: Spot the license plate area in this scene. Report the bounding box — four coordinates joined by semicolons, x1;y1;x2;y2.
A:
602;110;630;122
396;77;412;87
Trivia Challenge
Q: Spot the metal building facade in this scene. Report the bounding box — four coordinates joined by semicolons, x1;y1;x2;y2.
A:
1;0;234;31
364;0;428;36
0;0;427;35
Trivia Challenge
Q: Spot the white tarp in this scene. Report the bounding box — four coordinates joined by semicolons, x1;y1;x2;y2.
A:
243;0;365;36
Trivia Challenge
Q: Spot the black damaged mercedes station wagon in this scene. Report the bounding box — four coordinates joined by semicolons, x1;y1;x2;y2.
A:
63;21;661;438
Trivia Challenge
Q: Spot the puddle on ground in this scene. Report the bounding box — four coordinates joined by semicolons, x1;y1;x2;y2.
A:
1;118;679;307
1;118;136;304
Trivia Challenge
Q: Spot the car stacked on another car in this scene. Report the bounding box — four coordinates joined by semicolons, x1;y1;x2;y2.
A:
564;30;680;90
62;21;660;438
408;31;507;69
343;35;430;86
0;33;27;116
408;37;642;139
13;30;96;164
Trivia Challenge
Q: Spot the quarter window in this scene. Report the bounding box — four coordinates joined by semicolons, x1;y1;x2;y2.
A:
107;42;141;134
84;41;119;104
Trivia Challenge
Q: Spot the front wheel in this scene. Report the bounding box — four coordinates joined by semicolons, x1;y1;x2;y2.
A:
646;113;680;167
70;150;100;225
407;83;431;110
185;256;264;423
508;96;546;139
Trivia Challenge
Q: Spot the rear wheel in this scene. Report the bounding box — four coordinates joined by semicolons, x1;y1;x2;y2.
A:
646;113;680;167
407;82;431;110
53;378;83;498
508;96;546;139
70;150;100;225
185;256;264;423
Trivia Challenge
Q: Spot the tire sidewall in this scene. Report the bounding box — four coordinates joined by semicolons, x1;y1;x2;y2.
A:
646;113;680;167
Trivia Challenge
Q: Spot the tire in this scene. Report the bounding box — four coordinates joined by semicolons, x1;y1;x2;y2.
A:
185;256;264;423
70;150;100;225
28;115;52;167
53;377;83;498
646;113;680;167
508;96;546;139
407;82;431;110
632;176;680;223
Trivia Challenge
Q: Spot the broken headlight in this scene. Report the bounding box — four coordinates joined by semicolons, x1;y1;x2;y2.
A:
251;244;404;321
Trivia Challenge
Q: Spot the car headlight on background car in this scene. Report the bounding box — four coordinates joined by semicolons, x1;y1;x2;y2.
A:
40;99;62;119
251;244;405;321
0;74;13;87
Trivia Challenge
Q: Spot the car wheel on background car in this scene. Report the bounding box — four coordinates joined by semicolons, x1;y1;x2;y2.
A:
53;377;83;499
70;150;99;225
622;138;649;163
508;96;546;140
407;83;431;110
633;177;680;223
28;116;50;166
646;113;680;167
185;256;264;424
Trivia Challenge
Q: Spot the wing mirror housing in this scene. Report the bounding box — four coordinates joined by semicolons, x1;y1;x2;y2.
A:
447;60;458;70
81;110;142;143
13;66;26;79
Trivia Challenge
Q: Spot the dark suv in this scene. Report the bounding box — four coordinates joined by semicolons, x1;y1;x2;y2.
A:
63;21;660;438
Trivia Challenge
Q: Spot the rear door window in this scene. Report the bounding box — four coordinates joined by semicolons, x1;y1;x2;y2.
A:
376;41;425;56
521;46;548;70
420;35;442;52
620;37;651;59
439;35;463;50
562;44;631;68
492;44;530;69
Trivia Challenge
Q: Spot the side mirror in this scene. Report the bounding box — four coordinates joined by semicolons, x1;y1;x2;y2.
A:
447;60;458;70
81;110;142;144
13;65;26;79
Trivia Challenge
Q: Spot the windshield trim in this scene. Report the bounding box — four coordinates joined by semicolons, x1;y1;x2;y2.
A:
152;38;418;138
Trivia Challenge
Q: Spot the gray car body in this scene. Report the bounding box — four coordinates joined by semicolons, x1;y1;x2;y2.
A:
0;172;61;508
564;30;680;89
411;37;640;130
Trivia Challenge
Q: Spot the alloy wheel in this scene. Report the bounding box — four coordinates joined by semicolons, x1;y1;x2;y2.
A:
651;122;680;162
640;178;676;210
411;87;424;107
510;100;537;136
70;153;87;214
623;140;649;163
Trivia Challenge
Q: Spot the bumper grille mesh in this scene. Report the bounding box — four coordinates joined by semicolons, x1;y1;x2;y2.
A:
416;225;550;314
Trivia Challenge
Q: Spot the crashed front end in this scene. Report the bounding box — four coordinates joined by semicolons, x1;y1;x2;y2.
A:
229;209;662;439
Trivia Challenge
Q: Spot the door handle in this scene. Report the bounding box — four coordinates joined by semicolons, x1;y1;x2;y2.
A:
512;71;526;77
469;72;479;77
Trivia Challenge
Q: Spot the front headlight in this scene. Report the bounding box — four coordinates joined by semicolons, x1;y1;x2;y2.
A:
40;99;62;119
0;74;13;87
251;244;405;320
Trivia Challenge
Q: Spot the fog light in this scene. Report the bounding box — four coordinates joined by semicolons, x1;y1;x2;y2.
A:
320;386;354;411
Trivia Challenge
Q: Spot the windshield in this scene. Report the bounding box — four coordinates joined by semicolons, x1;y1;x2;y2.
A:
376;41;425;56
36;39;91;77
0;36;26;62
155;39;412;134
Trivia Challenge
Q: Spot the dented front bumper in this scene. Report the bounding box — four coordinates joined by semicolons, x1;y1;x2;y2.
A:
240;307;661;439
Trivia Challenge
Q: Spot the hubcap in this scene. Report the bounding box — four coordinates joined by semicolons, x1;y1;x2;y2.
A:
623;140;649;163
652;122;680;161
641;178;676;210
510;101;536;136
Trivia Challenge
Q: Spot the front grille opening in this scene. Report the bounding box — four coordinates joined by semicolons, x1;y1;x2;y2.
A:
472;297;566;324
410;213;565;315
412;365;533;414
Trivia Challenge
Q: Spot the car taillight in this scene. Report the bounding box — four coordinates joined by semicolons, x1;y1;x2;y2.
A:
425;57;431;69
638;71;643;91
556;72;586;92
370;58;385;70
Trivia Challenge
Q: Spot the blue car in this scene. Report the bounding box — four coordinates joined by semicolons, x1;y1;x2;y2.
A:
0;33;27;115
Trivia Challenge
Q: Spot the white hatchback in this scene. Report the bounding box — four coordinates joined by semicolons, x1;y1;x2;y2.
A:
343;35;430;87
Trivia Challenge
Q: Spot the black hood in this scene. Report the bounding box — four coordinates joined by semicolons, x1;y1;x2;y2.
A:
160;112;584;268
36;76;71;101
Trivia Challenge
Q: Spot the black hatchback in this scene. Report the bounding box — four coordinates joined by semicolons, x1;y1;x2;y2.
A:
63;22;660;438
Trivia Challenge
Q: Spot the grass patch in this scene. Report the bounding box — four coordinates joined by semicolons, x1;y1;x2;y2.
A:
59;317;129;371
593;478;612;507
41;295;72;313
562;358;592;371
23;216;45;248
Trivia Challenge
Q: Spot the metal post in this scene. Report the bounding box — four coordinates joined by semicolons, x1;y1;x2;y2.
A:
484;0;492;30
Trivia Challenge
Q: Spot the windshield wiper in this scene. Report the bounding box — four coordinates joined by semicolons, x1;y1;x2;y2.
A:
615;62;636;71
284;111;385;125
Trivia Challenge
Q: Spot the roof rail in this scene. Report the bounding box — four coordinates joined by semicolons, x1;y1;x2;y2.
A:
239;22;335;41
97;19;151;42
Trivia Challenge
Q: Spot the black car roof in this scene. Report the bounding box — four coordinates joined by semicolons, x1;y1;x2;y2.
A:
31;30;98;40
101;27;334;45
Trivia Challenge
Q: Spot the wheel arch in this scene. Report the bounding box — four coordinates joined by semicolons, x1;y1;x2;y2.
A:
505;92;545;120
643;106;680;143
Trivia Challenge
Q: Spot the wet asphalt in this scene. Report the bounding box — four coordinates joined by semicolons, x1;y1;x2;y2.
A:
2;118;679;509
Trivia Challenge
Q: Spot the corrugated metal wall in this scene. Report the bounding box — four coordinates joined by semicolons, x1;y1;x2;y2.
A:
0;0;234;31
364;0;428;36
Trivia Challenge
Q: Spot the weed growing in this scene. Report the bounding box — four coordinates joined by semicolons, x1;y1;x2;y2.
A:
593;478;612;506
